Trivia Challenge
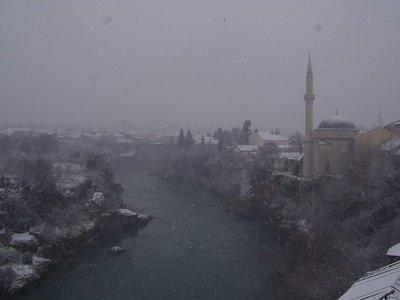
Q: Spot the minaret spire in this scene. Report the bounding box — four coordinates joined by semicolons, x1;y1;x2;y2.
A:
303;54;315;179
307;53;312;73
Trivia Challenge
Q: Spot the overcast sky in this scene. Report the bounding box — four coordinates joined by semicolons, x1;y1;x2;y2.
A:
0;0;399;133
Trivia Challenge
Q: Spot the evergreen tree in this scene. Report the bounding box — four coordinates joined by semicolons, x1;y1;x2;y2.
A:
177;129;185;148
185;129;195;147
242;120;252;144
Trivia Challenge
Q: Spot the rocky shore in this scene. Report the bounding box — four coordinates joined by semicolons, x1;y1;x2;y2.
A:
0;206;151;296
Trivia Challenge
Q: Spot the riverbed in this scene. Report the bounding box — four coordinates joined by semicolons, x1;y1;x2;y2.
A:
13;158;280;299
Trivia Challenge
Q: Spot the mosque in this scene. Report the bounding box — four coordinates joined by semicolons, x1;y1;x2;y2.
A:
302;56;359;178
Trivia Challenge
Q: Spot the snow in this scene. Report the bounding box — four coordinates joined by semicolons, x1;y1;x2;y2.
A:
235;145;258;152
339;260;400;299
10;232;37;247
278;152;303;161
379;139;400;152
90;192;104;207
138;213;150;220
387;243;400;257
257;131;288;142
10;264;39;291
32;256;51;274
53;162;83;172
116;208;138;217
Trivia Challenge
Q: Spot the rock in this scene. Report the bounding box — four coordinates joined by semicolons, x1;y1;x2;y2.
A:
113;208;152;225
90;192;105;207
0;245;21;265
9;264;39;292
30;221;95;244
32;256;51;275
10;233;38;251
116;208;138;217
138;213;152;223
109;246;125;255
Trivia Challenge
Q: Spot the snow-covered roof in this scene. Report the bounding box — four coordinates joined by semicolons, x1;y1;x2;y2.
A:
339;261;400;300
387;243;400;257
379;139;400;153
235;145;259;152
0;128;55;136
278;152;303;161
256;131;288;142
0;128;32;135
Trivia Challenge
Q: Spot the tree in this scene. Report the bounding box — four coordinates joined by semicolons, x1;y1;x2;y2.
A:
260;142;279;166
16;158;53;184
33;134;58;154
185;129;195;147
177;129;185;148
214;128;224;151
85;153;108;171
242;120;252;144
200;135;205;145
231;127;244;144
289;131;304;154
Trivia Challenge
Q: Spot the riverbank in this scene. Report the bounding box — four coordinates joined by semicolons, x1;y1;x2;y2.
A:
154;143;400;299
9;157;279;300
0;135;153;296
0;186;152;296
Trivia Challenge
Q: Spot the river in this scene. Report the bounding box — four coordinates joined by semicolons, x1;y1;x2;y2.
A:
13;158;280;299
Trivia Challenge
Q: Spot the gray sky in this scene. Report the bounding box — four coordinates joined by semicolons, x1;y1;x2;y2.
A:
0;0;399;133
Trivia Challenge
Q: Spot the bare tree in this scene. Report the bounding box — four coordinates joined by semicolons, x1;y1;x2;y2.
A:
289;131;304;154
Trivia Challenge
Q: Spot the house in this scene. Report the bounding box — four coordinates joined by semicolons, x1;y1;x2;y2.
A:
339;243;400;299
249;130;289;147
379;138;400;156
339;260;400;299
386;120;400;135
355;127;399;149
273;152;303;172
234;145;259;156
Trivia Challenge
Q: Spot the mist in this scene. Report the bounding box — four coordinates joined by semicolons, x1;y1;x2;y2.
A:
0;0;399;133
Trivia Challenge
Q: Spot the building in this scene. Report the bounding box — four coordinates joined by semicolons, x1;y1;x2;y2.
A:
339;243;400;299
379;138;400;156
234;144;259;156
355;127;399;149
386;120;400;135
339;260;400;300
249;130;289;148
302;56;359;178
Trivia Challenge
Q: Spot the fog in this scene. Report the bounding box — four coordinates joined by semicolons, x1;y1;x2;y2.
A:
0;0;399;133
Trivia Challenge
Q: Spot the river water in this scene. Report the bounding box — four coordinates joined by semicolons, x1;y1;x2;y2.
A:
14;158;280;299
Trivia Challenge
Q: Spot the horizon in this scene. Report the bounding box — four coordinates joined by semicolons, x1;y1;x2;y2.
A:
1;1;399;133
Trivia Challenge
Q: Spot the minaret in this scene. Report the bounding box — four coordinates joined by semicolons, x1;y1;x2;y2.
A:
303;54;315;179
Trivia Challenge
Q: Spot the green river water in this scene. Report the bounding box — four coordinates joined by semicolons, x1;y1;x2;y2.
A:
13;158;280;299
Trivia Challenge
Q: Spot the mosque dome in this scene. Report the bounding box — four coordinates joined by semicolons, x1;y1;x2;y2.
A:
318;114;356;129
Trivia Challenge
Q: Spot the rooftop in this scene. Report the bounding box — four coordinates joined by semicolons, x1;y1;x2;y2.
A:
318;114;356;130
339;261;400;300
